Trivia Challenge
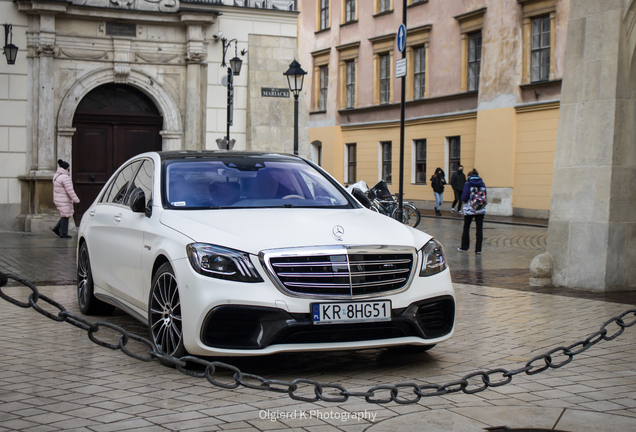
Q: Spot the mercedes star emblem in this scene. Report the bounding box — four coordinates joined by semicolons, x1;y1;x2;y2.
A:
333;225;345;241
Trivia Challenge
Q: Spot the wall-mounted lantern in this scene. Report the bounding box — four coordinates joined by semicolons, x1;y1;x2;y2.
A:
3;24;19;65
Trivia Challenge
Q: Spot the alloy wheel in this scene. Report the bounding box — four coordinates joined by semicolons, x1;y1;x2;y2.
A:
77;245;90;310
149;269;184;357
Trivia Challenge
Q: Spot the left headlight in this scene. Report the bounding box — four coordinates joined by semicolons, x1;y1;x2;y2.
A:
419;239;447;276
187;243;263;283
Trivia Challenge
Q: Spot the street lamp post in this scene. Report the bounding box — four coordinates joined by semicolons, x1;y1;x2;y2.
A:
218;37;246;150
284;60;307;155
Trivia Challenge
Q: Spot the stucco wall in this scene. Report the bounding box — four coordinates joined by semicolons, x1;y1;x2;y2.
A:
245;34;309;155
340;115;477;203
514;106;559;212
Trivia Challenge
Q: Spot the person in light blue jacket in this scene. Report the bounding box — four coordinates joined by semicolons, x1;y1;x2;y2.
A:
458;169;487;254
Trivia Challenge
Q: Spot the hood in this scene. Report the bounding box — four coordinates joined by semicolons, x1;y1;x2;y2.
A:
160;208;432;254
466;176;485;188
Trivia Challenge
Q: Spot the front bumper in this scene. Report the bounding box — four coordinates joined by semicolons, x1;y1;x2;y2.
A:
174;254;455;356
200;295;455;350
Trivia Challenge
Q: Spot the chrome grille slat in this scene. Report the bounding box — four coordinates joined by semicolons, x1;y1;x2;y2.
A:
262;246;416;298
277;269;410;278
285;278;408;289
272;258;411;268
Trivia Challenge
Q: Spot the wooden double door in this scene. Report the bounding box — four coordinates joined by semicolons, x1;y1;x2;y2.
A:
72;84;163;225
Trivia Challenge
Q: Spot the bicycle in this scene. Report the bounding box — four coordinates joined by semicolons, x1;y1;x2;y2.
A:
350;180;421;228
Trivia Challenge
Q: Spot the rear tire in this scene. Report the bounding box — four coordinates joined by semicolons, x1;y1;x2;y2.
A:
149;263;186;360
77;242;115;315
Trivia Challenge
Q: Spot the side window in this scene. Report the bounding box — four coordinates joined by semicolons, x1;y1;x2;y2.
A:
105;161;141;205
131;160;154;207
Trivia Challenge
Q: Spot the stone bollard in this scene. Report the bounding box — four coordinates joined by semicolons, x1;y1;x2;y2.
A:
530;252;553;286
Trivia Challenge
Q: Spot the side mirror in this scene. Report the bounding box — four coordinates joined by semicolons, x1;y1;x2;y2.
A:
129;187;147;214
351;188;371;209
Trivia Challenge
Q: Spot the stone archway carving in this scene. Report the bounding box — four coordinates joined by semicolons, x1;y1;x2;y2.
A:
56;67;184;162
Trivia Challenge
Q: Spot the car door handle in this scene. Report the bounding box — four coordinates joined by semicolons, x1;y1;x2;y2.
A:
89;210;96;217
114;214;122;223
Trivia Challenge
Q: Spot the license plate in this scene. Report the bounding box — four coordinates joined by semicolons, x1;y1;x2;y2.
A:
311;300;391;325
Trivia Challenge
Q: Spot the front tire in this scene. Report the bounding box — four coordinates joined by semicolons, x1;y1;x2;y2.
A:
77;242;115;315
149;263;186;359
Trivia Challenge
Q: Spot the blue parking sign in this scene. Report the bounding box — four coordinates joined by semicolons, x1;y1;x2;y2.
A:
397;23;406;53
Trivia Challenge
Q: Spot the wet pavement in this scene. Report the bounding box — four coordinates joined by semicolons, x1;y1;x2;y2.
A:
0;210;547;290
1;215;636;431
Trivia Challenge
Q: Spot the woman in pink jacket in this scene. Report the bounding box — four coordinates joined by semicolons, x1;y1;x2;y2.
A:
52;159;80;238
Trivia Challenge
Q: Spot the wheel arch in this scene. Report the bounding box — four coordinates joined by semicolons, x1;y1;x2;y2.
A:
152;254;171;278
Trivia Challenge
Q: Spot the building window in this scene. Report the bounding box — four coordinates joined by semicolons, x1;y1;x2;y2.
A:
531;15;550;82
311;141;322;166
337;42;359;109
415;139;427;184
468;31;482;91
381;141;392;183
320;0;330;30
346;143;356;184
378;0;391;13
414;46;426;100
380;54;390;104
319;66;329;111
346;60;356;108
345;0;356;23
448;136;461;177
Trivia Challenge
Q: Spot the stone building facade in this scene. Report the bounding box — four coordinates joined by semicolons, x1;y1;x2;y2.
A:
298;0;569;218
0;0;307;231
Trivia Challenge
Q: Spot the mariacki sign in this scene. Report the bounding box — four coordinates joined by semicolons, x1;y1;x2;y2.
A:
261;87;290;98
106;22;137;37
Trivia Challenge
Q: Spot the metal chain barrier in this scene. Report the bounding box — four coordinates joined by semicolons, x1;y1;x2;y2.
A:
1;271;635;405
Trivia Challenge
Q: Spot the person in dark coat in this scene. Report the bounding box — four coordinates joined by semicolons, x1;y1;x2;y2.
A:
450;165;466;215
430;167;446;216
458;169;487;254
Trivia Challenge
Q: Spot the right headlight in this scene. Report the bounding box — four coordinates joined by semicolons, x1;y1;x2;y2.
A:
419;239;447;276
187;243;263;283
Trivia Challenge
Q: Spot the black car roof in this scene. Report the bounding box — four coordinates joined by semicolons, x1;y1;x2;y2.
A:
157;150;301;162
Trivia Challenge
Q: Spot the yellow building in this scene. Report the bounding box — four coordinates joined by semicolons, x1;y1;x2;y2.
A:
298;0;569;218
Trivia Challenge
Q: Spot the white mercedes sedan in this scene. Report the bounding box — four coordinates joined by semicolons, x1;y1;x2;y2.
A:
77;151;455;358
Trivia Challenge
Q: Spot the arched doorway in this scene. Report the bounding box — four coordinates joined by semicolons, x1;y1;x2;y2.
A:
72;84;163;224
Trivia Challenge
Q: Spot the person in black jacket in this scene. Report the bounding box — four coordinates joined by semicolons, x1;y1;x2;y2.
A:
450;165;466;215
430;167;446;216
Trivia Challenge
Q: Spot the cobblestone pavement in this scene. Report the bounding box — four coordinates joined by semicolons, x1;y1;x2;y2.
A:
1;283;635;431
1;219;636;431
0;231;76;286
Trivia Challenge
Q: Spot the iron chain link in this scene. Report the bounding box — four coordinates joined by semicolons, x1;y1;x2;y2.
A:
1;271;635;405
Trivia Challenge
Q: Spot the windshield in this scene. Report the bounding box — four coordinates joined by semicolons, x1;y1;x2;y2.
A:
164;157;353;209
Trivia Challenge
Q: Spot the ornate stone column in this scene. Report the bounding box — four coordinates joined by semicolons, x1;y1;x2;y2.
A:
536;0;636;291
184;23;207;150
36;13;57;173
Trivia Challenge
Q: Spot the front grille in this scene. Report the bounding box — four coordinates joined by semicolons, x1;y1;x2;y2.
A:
261;246;416;298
